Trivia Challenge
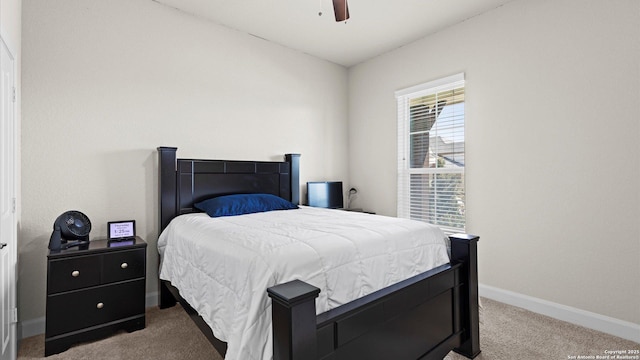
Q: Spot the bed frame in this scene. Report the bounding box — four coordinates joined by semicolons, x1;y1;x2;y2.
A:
157;146;480;360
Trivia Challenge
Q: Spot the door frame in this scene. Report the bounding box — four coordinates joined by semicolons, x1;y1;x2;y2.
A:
0;33;18;360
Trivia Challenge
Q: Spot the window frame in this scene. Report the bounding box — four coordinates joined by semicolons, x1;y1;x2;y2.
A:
396;73;466;234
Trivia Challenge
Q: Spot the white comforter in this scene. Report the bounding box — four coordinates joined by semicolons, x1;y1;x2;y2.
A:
158;206;449;360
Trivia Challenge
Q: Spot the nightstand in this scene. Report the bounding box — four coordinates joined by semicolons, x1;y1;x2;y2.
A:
45;237;147;356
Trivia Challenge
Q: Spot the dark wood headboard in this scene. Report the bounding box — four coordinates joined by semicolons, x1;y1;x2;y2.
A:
158;147;300;232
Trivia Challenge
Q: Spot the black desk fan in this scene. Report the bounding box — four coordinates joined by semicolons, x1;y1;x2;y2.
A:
49;211;91;251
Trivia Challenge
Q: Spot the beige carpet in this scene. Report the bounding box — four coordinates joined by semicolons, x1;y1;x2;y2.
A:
19;298;638;359
18;306;220;360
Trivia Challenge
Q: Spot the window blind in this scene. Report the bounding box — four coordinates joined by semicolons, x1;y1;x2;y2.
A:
396;73;465;234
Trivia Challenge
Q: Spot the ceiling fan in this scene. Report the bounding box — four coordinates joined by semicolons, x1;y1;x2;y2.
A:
332;0;350;22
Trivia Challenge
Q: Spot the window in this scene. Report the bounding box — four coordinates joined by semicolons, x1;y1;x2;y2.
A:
396;73;465;234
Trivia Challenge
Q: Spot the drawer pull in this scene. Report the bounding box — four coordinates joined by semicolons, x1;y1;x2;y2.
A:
96;302;104;309
120;262;128;269
71;270;80;277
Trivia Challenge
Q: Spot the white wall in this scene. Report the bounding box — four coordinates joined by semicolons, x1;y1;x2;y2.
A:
20;0;348;324
349;0;640;326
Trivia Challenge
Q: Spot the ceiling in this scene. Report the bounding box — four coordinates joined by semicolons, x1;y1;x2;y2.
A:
153;0;512;67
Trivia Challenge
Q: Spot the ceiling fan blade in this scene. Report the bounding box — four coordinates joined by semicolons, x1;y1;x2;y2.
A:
332;0;350;22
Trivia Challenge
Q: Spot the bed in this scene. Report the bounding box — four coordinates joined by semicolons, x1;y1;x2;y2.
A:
157;147;480;360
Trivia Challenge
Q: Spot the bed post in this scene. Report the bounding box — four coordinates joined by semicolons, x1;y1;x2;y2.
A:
285;154;300;205
158;146;178;232
450;233;481;358
267;280;320;360
158;146;178;309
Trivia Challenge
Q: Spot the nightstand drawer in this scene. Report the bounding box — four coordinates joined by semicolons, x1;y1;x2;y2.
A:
48;255;101;293
46;279;145;337
102;248;145;283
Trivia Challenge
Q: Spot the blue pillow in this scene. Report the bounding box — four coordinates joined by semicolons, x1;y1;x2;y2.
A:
194;193;298;218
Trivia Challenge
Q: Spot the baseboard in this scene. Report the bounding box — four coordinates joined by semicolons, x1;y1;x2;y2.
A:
146;291;159;307
479;283;640;343
18;316;46;340
18;291;160;340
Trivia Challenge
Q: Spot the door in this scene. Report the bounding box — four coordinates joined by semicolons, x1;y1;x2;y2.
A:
0;36;17;360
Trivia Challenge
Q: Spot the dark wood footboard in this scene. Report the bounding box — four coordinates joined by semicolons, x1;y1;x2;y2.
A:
267;234;480;360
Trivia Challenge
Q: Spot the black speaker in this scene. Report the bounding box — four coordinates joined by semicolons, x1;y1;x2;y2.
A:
49;211;92;251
